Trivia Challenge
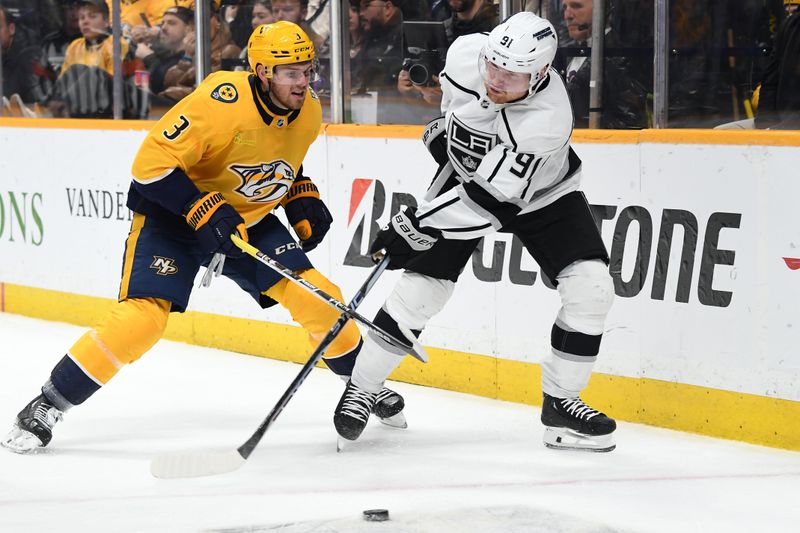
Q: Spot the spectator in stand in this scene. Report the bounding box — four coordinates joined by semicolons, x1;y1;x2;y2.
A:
442;0;496;40
252;0;275;27
306;0;331;46
756;0;800;129
159;6;241;102
396;0;497;114
134;5;193;97
125;0;212;48
114;0;160;28
224;2;260;49
428;0;452;21
40;0;82;82
1;5;46;105
234;1;274;72
357;0;404;94
47;0;134;118
348;0;366;88
557;0;647;128
349;0;365;59
272;0;325;53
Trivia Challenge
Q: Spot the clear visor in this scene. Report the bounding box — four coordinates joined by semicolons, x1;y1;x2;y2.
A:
270;59;320;85
479;58;531;94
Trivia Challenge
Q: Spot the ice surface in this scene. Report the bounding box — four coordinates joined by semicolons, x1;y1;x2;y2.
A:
1;313;798;533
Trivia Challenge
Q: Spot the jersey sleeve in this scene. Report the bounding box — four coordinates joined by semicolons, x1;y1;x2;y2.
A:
416;144;551;239
438;34;484;112
130;89;229;215
418;77;575;240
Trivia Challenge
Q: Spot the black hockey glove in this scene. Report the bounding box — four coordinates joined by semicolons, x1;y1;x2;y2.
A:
184;191;248;257
422;116;448;166
281;176;333;252
369;208;441;270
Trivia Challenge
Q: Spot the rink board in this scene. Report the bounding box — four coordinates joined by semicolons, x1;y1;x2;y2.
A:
1;118;799;450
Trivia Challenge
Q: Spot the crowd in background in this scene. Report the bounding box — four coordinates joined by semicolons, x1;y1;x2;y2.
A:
0;0;798;128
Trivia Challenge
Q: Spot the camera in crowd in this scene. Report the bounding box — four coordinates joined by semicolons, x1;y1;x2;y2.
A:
402;53;445;87
402;21;449;87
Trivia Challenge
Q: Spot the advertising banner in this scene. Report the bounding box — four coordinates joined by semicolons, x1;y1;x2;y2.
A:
1;125;799;403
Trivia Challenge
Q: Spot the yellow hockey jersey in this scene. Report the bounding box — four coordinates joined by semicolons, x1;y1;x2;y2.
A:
60;36;130;77
110;0;172;27
129;70;322;227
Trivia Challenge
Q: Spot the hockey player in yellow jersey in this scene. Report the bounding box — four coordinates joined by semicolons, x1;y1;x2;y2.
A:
2;21;405;454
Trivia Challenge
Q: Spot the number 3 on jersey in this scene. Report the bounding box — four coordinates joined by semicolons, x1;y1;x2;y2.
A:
162;115;190;141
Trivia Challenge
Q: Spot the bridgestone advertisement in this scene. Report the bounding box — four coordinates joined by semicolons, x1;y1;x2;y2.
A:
1;125;798;404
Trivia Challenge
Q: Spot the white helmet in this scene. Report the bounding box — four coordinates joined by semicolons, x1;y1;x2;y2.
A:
482;12;558;93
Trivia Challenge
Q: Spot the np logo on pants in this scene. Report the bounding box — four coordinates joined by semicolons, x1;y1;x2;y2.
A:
150;256;179;275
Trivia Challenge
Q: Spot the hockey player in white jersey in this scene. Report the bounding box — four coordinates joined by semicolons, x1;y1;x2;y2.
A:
333;11;617;452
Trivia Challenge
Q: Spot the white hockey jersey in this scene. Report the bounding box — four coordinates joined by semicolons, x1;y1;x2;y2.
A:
416;33;582;240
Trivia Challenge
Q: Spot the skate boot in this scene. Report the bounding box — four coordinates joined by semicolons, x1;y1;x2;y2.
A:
2;394;64;454
373;387;407;429
334;380;377;444
541;393;616;452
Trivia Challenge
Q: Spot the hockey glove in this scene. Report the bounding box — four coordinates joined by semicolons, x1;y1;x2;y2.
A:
422;116;448;166
184;191;249;257
369;208;441;270
281;177;333;252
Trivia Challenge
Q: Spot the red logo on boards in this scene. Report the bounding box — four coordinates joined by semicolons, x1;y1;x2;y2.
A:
783;257;800;270
348;178;373;224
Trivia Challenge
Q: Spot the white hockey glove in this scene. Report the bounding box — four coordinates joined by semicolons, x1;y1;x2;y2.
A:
422;116;448;166
199;252;225;288
369;207;441;270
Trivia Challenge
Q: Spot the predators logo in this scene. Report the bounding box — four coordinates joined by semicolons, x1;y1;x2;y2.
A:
230;160;295;203
150;256;178;275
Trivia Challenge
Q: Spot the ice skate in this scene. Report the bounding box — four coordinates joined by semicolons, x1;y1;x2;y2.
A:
1;394;64;454
541;393;616;452
334;380;377;442
374;387;407;429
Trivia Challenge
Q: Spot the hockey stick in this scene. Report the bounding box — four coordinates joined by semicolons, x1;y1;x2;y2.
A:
151;254;392;479
231;234;428;363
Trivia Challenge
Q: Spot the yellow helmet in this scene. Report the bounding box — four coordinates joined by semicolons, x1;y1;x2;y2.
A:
248;21;316;77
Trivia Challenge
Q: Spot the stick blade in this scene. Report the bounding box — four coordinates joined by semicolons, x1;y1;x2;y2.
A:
399;325;429;363
150;449;246;479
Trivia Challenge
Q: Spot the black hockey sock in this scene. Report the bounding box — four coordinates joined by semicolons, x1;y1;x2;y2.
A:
47;354;101;407
323;338;363;377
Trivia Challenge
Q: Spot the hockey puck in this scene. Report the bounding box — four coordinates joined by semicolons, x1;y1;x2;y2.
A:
362;509;390;522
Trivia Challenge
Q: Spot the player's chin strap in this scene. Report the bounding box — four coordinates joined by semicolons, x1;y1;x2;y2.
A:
199;252;226;288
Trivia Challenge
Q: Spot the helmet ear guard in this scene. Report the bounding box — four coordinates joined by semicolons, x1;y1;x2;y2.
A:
247;21;316;77
482;12;558;93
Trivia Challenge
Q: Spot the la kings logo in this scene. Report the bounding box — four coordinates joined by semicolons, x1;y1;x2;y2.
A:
448;116;498;177
230;160;295;203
